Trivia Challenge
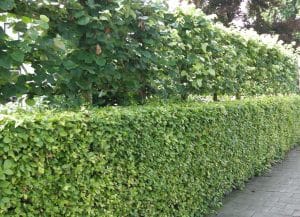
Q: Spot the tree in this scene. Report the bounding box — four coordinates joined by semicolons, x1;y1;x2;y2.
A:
0;0;297;106
0;1;51;102
192;0;300;47
2;0;169;105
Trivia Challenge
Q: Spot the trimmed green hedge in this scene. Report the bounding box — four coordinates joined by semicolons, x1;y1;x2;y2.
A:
1;96;300;216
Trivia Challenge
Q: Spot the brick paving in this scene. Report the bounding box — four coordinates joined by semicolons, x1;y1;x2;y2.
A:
212;147;300;217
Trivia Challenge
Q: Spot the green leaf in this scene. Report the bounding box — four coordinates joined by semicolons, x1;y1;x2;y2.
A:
208;68;216;76
95;58;106;67
0;15;7;22
0;197;10;204
0;71;11;85
0;0;15;11
76;80;92;90
193;62;202;71
59;129;67;137
53;38;66;50
37;162;44;174
0;171;5;180
27;29;39;40
3;159;15;169
0;27;6;40
11;51;25;62
3;159;15;175
77;16;90;25
3;136;11;143
87;0;95;8
74;11;85;18
40;15;49;23
128;8;136;19
201;43;208;52
21;16;32;24
25;98;35;106
86;67;95;74
3;169;13;175
63;184;71;191
0;181;9;189
37;20;49;30
63;60;77;70
197;79;202;87
99;16;109;21
0;56;12;69
13;22;27;32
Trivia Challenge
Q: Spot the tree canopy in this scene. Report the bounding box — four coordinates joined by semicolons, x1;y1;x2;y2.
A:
192;0;300;47
0;0;298;106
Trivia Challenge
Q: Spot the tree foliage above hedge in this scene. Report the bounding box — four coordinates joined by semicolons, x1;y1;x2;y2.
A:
0;0;298;105
193;0;300;47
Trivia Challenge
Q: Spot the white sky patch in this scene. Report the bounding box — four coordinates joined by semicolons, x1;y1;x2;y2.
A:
231;0;249;27
167;0;180;11
167;0;251;28
1;22;19;40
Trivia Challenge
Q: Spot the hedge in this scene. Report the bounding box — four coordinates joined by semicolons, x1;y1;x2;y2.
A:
0;96;300;216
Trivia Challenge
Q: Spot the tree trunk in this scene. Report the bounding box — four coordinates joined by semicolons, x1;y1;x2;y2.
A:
213;93;218;101
82;90;93;105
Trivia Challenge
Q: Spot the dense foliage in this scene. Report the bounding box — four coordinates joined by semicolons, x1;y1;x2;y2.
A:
0;5;51;102
0;96;300;216
0;0;298;106
158;9;298;100
193;0;300;47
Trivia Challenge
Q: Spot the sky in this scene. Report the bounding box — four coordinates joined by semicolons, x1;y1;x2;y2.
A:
167;0;181;11
167;0;249;27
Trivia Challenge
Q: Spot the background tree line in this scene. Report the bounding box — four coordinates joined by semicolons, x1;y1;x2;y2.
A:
191;0;300;47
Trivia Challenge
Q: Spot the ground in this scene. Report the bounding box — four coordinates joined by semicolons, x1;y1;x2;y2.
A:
213;146;300;217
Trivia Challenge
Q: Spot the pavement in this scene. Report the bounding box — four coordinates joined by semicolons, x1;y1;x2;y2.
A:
212;146;300;217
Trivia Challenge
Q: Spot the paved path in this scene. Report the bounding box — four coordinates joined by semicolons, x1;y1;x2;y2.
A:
212;146;300;217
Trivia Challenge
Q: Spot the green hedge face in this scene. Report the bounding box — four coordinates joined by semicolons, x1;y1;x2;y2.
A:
0;96;300;216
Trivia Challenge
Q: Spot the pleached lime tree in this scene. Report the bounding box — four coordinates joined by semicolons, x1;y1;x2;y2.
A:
0;1;52;102
0;0;298;105
9;0;169;105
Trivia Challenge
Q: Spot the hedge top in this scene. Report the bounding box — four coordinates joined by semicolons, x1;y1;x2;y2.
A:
1;95;299;125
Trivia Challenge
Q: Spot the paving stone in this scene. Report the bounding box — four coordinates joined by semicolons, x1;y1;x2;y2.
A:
292;209;300;216
263;201;287;208
269;207;294;215
286;205;300;210
291;194;300;199
252;213;291;217
213;147;300;217
279;197;300;205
